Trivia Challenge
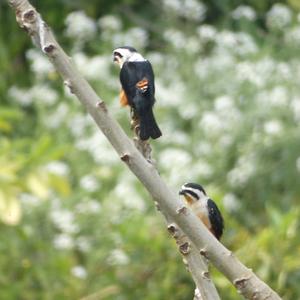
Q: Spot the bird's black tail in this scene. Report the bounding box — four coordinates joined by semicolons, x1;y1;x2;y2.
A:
139;109;162;140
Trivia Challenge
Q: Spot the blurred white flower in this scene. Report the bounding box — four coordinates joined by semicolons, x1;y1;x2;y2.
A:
51;209;79;234
268;86;289;108
223;193;241;212
30;84;58;106
146;52;165;66
235;33;258;56
193;160;213;178
276;62;291;80
290;97;300;121
71;265;87;279
215;30;236;49
266;4;292;30
98;15;122;31
195;141;212;156
68;113;93;138
296;157;300;172
200;111;223;135
232;5;256;21
80;175;100;192
155;78;185;107
19;193;41;207
114;178;145;212
164;29;186;49
44;161;70;176
65;11;97;41
9;84;58;107
112;27;148;49
159;148;192;186
179;102;199;119
236;61;263;87
285;26;300;48
76;237;92;253
75;199;101;214
8;86;33;106
264;120;283;136
256;57;276;77
227;155;256;187
195;52;235;79
214;95;234;111
160;148;191;170
53;233;74;250
75;131;118;165
26;49;54;76
107;249;129;265
44;103;69;129
73;53;111;81
197;25;217;41
215;31;257;56
163;0;206;21
219;134;234;148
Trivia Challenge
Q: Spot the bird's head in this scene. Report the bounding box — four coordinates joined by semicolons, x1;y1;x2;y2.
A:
113;46;145;68
179;182;207;204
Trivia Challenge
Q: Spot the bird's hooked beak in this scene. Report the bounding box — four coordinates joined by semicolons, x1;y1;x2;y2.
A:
113;51;122;64
179;189;186;196
113;54;118;62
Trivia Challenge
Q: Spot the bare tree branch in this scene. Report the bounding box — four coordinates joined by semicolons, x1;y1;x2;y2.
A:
7;1;282;299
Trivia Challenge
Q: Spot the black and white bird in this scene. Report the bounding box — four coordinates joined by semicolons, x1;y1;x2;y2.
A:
179;183;224;240
113;46;162;140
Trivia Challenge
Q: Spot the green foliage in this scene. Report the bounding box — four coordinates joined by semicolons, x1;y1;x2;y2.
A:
1;0;300;299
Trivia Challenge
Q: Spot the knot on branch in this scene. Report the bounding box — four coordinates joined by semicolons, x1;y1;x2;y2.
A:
22;9;36;23
234;276;251;290
167;223;179;238
179;242;190;255
154;201;161;211
43;43;56;54
64;79;74;94
96;101;108;112
120;153;130;163
200;248;209;259
176;205;188;215
201;271;211;280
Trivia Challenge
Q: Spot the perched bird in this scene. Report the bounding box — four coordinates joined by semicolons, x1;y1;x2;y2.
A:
179;183;224;240
113;46;162;140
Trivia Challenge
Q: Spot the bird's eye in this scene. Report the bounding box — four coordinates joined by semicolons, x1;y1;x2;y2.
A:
114;52;123;58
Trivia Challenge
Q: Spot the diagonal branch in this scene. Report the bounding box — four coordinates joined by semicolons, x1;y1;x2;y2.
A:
7;1;282;299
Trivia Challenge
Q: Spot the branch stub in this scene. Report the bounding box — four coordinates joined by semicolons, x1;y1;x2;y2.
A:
96;101;107;112
22;9;36;23
179;242;190;255
167;223;178;237
43;43;56;54
120;153;130;162
176;205;188;215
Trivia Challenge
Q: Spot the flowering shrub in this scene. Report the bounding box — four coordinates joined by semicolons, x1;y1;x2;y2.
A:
1;1;300;299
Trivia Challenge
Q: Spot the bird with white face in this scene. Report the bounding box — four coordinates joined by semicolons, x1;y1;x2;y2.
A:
179;183;224;240
113;46;162;141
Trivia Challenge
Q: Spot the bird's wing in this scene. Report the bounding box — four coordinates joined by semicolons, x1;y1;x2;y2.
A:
120;61;155;106
207;199;224;240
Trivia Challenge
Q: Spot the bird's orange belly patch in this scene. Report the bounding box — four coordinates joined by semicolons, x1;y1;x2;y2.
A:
196;211;215;235
120;89;128;106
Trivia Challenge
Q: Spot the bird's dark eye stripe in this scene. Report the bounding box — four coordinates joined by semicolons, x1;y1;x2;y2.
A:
183;190;199;199
114;52;123;58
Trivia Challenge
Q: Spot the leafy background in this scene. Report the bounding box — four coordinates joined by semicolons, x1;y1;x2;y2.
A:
1;0;300;299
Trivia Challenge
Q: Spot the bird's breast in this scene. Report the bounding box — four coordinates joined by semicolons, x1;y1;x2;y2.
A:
190;201;211;230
